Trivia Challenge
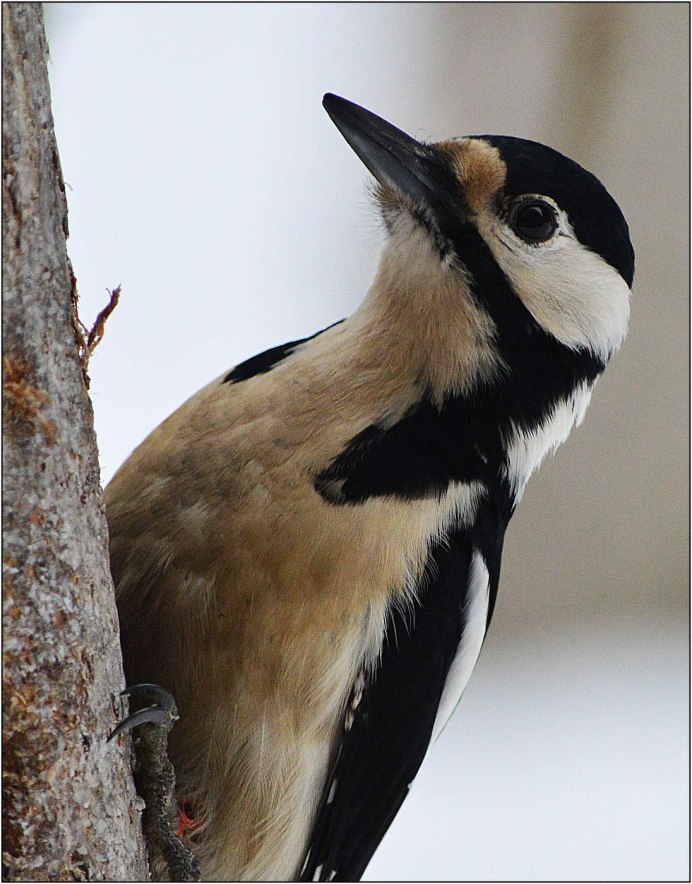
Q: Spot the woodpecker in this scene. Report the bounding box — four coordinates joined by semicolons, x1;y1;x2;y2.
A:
107;94;634;881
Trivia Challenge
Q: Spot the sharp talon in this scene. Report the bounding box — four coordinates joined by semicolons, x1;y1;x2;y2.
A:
108;682;179;741
108;683;198;878
109;704;168;741
120;682;178;713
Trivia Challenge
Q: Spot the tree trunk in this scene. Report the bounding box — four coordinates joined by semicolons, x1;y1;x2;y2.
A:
2;4;149;879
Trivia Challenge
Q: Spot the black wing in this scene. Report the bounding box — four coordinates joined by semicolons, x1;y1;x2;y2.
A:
301;521;499;883
222;320;344;385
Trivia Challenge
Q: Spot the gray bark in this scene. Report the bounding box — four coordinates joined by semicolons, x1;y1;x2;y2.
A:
2;4;149;879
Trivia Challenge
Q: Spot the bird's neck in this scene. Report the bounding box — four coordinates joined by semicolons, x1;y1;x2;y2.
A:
349;222;502;404
313;225;604;507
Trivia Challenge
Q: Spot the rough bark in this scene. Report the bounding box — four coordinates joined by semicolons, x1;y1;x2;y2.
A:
2;4;149;879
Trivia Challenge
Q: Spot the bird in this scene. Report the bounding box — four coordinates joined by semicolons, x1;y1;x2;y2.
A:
106;93;634;882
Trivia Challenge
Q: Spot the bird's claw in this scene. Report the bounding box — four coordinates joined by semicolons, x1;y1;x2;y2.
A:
108;683;200;881
108;683;179;742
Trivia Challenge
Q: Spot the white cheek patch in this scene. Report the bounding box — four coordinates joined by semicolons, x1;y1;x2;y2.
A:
480;214;631;363
504;381;593;500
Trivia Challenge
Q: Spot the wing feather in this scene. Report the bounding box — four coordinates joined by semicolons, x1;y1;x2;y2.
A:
301;529;477;882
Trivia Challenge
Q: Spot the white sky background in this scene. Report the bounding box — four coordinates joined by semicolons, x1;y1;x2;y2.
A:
44;4;688;880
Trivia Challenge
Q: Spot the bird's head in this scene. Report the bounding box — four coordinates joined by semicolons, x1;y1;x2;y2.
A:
323;94;633;379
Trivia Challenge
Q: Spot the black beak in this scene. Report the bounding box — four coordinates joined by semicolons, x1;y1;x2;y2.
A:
322;94;455;219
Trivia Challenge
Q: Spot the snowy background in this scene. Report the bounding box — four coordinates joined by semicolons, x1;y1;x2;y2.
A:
44;4;688;880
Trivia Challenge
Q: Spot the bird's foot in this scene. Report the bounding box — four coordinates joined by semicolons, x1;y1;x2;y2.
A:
110;684;201;882
176;795;207;839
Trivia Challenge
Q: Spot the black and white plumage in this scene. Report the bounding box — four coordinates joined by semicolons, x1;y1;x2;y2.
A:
107;95;633;881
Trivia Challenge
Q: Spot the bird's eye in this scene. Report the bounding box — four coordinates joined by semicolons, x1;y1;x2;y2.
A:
509;198;558;243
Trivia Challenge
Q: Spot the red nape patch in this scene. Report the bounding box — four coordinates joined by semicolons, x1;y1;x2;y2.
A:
177;796;206;838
